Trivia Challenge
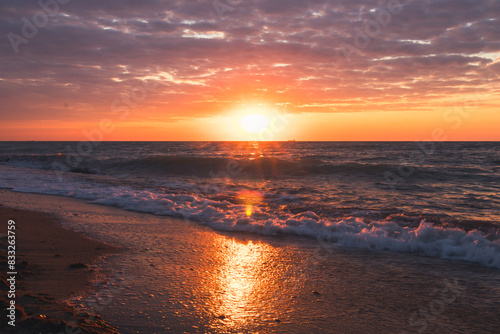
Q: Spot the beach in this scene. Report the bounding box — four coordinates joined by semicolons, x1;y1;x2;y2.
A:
0;201;119;333
1;189;499;333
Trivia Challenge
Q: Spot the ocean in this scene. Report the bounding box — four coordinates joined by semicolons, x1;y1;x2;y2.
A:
2;141;500;333
0;141;499;269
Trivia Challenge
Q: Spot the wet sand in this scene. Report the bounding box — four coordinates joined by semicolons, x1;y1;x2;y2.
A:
0;204;120;333
1;189;499;333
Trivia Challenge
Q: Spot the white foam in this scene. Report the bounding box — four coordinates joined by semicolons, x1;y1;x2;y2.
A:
1;164;499;269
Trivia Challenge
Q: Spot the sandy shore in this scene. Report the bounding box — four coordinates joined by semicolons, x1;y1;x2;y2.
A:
1;189;499;333
0;205;120;333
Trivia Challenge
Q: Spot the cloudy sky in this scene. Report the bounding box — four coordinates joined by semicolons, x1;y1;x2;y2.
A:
1;0;499;140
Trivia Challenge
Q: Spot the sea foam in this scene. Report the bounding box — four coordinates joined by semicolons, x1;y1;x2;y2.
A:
1;165;498;269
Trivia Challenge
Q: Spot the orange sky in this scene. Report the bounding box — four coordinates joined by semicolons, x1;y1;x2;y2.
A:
1;1;499;141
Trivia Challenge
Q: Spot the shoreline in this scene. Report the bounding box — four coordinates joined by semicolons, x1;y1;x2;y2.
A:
1;189;500;333
1;205;120;333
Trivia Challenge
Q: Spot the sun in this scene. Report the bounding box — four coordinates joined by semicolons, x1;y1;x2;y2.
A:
240;113;269;134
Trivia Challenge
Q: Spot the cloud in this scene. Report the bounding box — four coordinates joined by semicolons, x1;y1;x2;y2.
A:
0;0;499;124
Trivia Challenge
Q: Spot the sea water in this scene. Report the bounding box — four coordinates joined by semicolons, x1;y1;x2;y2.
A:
1;141;499;333
0;141;499;269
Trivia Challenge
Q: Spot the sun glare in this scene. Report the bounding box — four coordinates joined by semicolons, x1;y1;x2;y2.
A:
240;113;269;134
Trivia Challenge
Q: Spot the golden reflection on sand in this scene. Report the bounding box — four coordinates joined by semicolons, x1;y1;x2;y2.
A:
203;235;277;329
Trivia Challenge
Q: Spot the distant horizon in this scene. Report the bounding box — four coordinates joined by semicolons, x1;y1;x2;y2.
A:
1;140;499;143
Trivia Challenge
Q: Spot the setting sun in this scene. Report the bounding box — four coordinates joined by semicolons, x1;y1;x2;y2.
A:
239;113;269;134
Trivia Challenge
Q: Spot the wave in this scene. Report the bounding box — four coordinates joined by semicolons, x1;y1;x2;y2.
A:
3;153;483;180
51;190;500;271
0;154;99;174
1;151;497;186
90;189;500;269
1;165;498;269
1;154;393;177
116;156;458;178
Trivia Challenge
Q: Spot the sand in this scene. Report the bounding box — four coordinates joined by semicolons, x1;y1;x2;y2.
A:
1;189;499;333
0;205;120;333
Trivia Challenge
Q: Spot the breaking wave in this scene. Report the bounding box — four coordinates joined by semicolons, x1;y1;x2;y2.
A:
0;164;498;269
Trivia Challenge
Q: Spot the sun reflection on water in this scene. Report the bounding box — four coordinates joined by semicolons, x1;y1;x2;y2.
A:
245;205;253;217
238;190;263;218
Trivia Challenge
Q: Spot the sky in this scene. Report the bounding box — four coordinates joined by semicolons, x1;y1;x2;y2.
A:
0;0;499;141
